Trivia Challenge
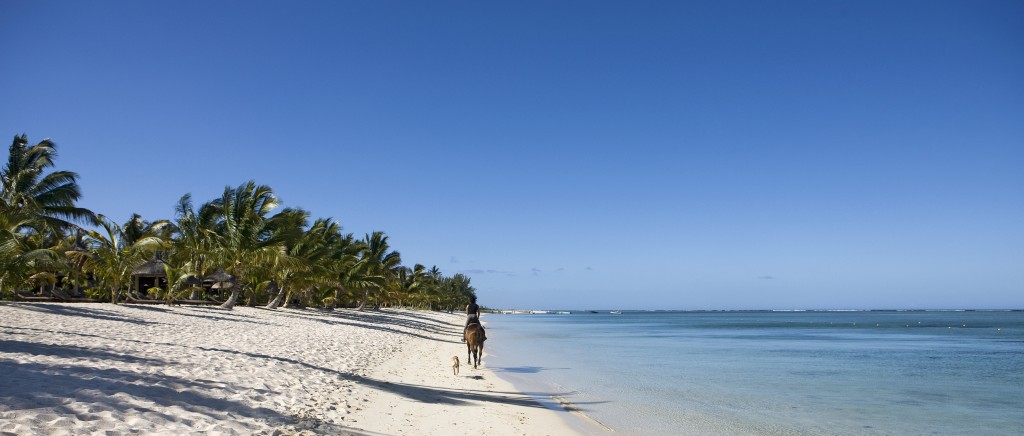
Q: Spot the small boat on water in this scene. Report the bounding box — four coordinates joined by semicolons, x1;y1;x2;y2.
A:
589;311;599;314
610;311;622;314
556;311;571;315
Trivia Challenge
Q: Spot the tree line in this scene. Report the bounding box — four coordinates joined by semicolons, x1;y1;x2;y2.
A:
0;134;477;311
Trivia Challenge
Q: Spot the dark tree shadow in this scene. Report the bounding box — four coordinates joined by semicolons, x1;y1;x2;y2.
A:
0;340;167;365
0;359;291;429
1;303;589;427
6;303;165;326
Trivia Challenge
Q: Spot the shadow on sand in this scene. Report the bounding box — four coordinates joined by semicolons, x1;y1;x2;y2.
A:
0;303;592;429
0;356;291;429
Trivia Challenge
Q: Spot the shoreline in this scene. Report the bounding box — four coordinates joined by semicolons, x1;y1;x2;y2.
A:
343;314;583;435
482;322;615;435
0;302;581;435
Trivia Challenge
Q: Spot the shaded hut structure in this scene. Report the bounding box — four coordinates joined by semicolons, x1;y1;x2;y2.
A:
204;269;234;297
132;259;169;295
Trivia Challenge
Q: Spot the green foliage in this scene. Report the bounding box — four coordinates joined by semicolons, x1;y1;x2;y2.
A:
80;215;164;303
2;132;481;309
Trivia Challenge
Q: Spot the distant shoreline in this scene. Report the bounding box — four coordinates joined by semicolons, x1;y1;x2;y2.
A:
488;308;1024;313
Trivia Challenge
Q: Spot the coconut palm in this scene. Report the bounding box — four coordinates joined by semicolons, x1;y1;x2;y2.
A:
81;215;163;303
393;264;430;308
0;210;59;296
204;181;296;310
331;249;382;310
1;134;96;233
59;230;92;296
169;194;220;299
421;265;445;309
437;273;476;312
267;216;344;309
355;231;402;311
154;264;201;305
123;213;173;246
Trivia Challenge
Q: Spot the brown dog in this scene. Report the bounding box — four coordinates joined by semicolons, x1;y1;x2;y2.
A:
452;355;460;375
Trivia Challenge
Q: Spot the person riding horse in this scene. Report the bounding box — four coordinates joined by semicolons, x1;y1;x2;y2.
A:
462;296;485;342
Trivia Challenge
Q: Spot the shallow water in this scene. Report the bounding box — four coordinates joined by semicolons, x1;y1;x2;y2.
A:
486;311;1024;435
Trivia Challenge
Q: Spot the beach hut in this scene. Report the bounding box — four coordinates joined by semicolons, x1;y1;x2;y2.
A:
132;259;169;295
203;269;234;296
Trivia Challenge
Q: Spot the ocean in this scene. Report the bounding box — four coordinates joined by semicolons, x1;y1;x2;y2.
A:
484;310;1024;435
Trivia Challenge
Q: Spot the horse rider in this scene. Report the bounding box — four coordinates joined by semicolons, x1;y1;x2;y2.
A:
463;295;485;342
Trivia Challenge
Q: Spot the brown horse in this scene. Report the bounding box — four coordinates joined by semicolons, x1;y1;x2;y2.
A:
465;323;485;369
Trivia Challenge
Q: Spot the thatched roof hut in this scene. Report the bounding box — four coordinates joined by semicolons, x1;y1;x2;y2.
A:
203;269;234;291
131;259;169;294
204;269;233;283
133;259;169;277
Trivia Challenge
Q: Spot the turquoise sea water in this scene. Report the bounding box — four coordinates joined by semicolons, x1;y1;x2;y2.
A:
484;311;1024;435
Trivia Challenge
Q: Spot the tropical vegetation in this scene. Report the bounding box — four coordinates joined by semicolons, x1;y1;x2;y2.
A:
0;134;478;311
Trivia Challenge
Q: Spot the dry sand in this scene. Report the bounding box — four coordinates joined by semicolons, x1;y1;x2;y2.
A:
0;302;580;435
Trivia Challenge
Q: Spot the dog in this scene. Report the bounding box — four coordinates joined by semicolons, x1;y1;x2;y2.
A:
451;355;460;375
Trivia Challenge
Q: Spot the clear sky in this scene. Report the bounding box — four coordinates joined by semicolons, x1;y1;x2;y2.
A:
2;1;1022;310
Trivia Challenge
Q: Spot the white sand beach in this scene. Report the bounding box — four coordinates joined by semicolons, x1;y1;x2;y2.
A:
0;302;578;435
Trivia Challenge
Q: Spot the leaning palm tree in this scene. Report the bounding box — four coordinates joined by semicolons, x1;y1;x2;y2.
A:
266;216;344;309
393;264;429;308
322;234;370;309
204;181;296;310
1;134;97;233
355;231;402;311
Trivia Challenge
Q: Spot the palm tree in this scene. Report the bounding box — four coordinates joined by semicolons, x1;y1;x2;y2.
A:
1;134;96;233
324;234;371;309
169;194;219;300
355;231;402;311
156;264;201;305
393;264;430;308
1;134;95;296
266;216;343;309
436;273;475;312
418;265;444;310
59;230;91;296
205;181;294;310
123;213;173;246
81;215;162;303
0;210;59;296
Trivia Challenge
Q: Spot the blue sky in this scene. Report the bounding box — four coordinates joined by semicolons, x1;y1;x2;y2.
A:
2;1;1022;309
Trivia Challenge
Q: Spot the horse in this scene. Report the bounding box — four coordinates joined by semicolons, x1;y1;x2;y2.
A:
464;322;486;369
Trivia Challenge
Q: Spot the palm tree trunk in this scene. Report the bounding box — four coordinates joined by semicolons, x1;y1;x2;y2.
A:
357;288;369;311
190;262;204;300
327;289;339;311
266;277;288;309
220;275;241;309
282;289;293;308
189;275;201;300
220;288;240;309
220;270;243;310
